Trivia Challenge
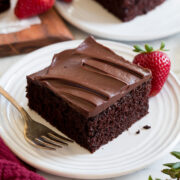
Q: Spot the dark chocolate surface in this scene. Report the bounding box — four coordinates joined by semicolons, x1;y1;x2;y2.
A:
28;36;151;117
0;0;10;14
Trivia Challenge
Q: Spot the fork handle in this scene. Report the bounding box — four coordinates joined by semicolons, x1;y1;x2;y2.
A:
0;86;28;119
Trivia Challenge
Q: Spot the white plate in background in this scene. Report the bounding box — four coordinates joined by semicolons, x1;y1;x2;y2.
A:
56;0;180;41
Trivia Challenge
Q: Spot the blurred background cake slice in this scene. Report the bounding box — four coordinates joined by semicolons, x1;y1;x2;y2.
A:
95;0;165;21
0;0;10;14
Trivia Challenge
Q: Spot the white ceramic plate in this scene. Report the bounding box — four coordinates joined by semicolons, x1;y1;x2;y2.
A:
0;40;180;179
56;0;180;41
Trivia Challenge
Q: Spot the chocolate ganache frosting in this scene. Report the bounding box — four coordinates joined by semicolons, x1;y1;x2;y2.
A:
29;36;151;117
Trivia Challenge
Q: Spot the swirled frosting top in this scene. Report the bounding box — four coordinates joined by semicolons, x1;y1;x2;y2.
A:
29;36;151;118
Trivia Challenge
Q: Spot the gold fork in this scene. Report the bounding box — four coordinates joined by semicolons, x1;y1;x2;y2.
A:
0;86;73;150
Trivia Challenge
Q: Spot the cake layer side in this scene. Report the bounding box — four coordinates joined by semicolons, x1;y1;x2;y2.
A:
26;77;151;152
95;0;165;21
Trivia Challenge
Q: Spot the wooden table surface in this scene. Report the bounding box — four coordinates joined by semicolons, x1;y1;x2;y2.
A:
0;8;73;57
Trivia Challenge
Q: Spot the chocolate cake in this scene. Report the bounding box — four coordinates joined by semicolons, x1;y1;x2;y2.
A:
0;0;10;14
26;36;152;153
95;0;165;21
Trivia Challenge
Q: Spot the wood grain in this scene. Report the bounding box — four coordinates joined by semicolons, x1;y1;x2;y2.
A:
0;8;74;57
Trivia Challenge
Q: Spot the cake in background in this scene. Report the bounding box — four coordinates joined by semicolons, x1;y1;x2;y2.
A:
95;0;165;21
0;0;10;14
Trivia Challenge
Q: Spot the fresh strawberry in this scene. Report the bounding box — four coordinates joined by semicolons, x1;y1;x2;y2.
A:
133;42;171;96
15;0;55;19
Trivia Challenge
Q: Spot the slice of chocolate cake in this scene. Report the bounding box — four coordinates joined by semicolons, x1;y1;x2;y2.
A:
26;36;152;153
0;0;10;14
95;0;165;22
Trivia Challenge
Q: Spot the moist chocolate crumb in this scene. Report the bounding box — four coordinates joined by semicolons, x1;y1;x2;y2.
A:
143;125;151;129
136;130;140;134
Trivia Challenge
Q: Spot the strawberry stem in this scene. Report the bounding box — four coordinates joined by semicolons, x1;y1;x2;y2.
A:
159;41;169;51
133;42;169;53
145;44;154;52
160;42;165;50
133;45;145;53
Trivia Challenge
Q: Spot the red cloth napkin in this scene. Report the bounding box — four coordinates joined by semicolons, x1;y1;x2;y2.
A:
0;138;45;180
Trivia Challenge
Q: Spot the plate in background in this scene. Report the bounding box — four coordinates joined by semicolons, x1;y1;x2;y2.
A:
56;0;180;41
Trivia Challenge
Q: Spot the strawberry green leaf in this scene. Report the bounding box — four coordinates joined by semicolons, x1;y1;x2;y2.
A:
133;45;144;53
159;42;169;51
160;42;165;50
145;44;154;52
134;42;169;55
